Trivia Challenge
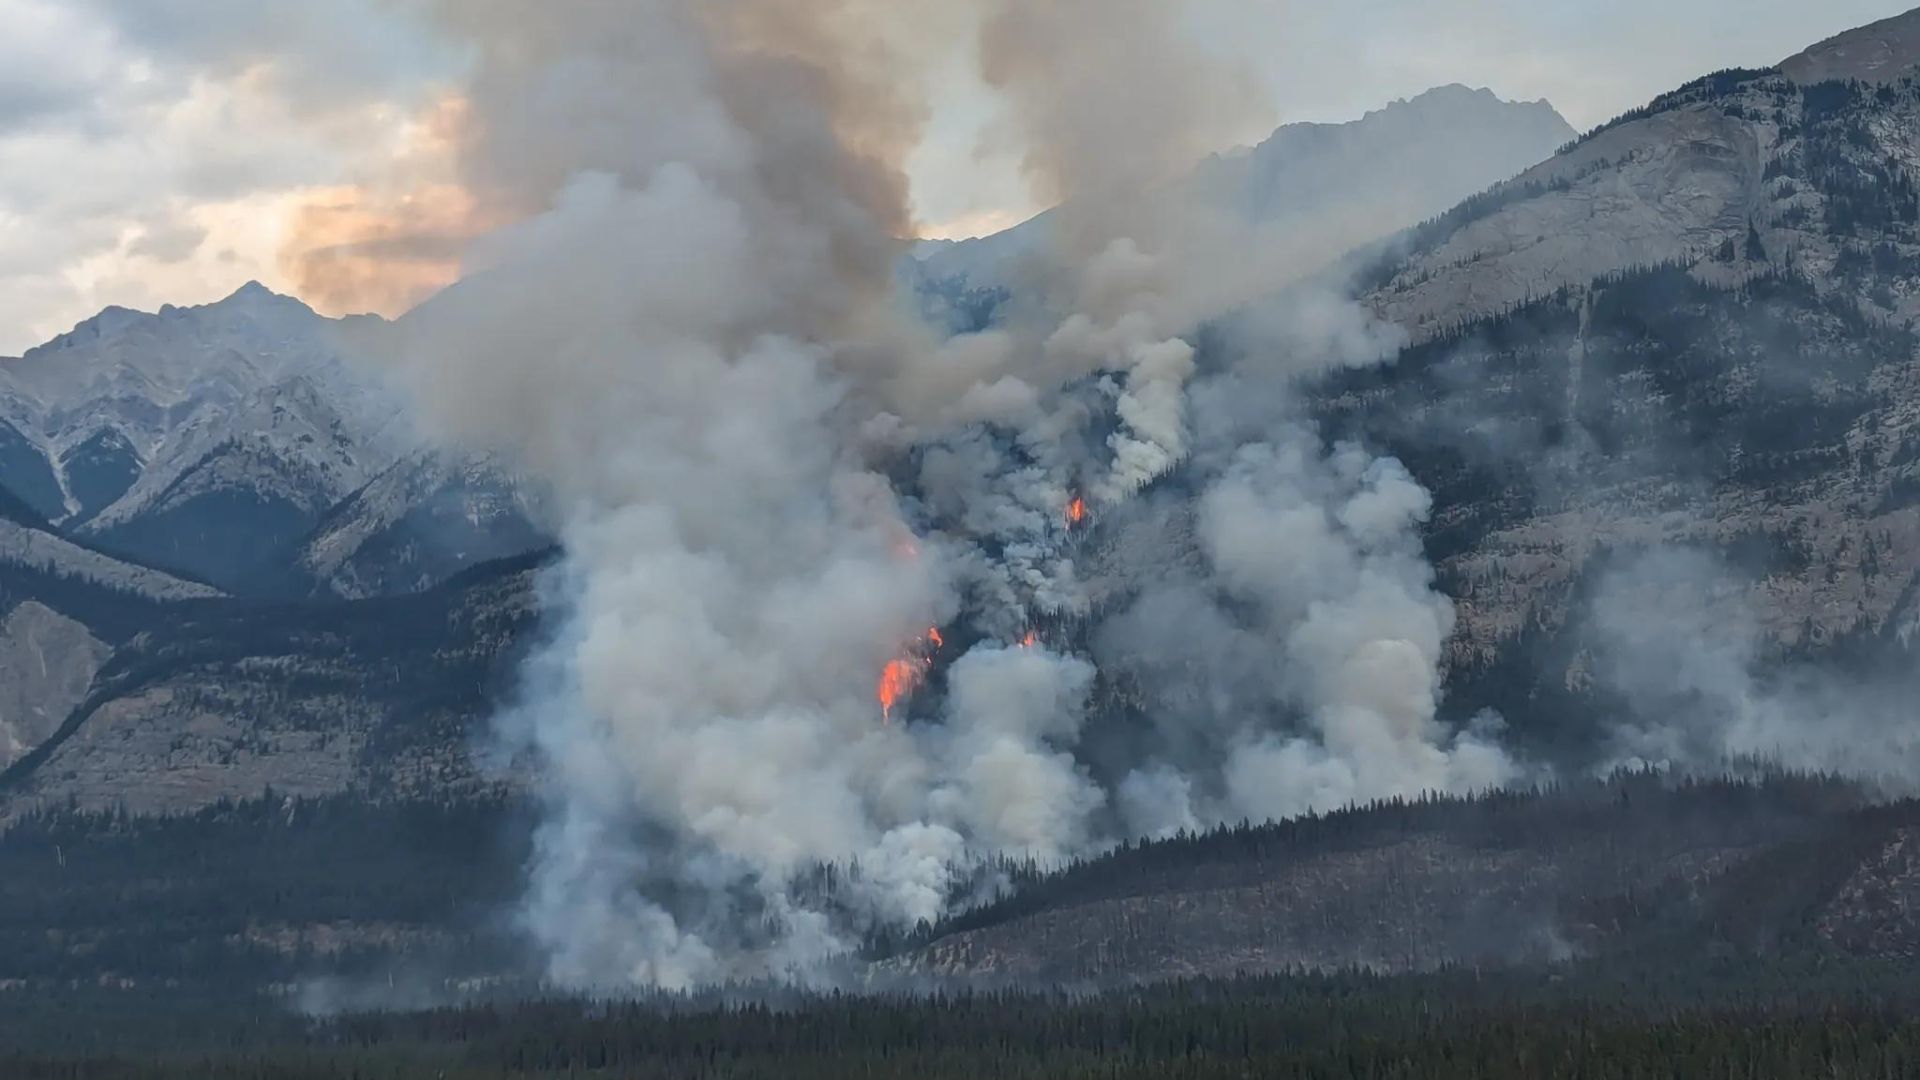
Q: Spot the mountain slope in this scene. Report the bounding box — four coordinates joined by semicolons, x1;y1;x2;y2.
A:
0;284;410;591
0;551;545;817
1361;36;1920;340
291;450;547;600
1199;22;1920;766
1781;7;1920;84
884;774;1920;983
0;496;221;767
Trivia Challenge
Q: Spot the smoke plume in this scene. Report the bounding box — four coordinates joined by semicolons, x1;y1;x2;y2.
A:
376;0;1526;988
1590;547;1920;788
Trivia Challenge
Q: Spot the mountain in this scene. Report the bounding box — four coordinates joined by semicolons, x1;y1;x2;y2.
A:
1781;7;1920;84
0;283;549;597
5;20;1915;829
0;285;550;772
1262;14;1920;761
1191;84;1574;253
0;283;407;589
909;84;1575;323
1361;13;1920;338
292;450;547;600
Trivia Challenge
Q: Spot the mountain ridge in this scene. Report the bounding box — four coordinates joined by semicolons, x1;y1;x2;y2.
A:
1781;7;1920;85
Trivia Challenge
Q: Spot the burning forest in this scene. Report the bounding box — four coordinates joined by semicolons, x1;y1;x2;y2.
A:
350;0;1526;990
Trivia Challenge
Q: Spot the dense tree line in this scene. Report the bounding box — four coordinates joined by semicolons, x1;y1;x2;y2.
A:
10;957;1920;1078
0;794;531;985
878;769;1875;954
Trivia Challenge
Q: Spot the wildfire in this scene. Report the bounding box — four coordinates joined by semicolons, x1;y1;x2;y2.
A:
1066;495;1087;527
877;627;944;724
1020;630;1038;648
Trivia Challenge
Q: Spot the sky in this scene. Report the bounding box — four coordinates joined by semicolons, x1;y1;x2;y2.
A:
0;0;1910;355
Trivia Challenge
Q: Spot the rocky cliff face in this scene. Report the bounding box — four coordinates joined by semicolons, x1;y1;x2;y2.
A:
0;602;108;767
1782;8;1920;85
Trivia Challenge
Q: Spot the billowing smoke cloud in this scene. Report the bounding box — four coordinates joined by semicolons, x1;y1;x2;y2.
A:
380;0;1115;989
374;0;1528;989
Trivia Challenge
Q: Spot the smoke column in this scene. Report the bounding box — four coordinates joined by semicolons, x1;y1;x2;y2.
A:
380;0;1526;988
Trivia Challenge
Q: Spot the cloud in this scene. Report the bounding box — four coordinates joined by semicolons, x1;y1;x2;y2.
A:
72;0;455;110
0;0;454;350
0;1;125;137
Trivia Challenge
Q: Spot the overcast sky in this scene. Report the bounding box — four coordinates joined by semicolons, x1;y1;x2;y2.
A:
0;0;1910;354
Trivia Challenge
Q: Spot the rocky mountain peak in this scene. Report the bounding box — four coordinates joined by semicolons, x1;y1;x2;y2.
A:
1373;83;1560;122
200;279;318;320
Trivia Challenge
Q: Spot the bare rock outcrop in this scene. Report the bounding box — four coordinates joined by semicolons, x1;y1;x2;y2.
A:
0;601;107;766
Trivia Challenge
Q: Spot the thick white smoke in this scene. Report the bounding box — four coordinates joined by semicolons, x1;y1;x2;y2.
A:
1592;548;1920;788
1202;438;1521;821
375;0;1527;988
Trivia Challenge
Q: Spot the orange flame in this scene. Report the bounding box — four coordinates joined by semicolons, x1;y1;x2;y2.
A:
877;627;944;723
1020;630;1038;648
877;658;920;724
1066;496;1087;527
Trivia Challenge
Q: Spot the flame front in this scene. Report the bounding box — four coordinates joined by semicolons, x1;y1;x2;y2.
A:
877;627;944;723
1066;495;1087;526
877;658;919;723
